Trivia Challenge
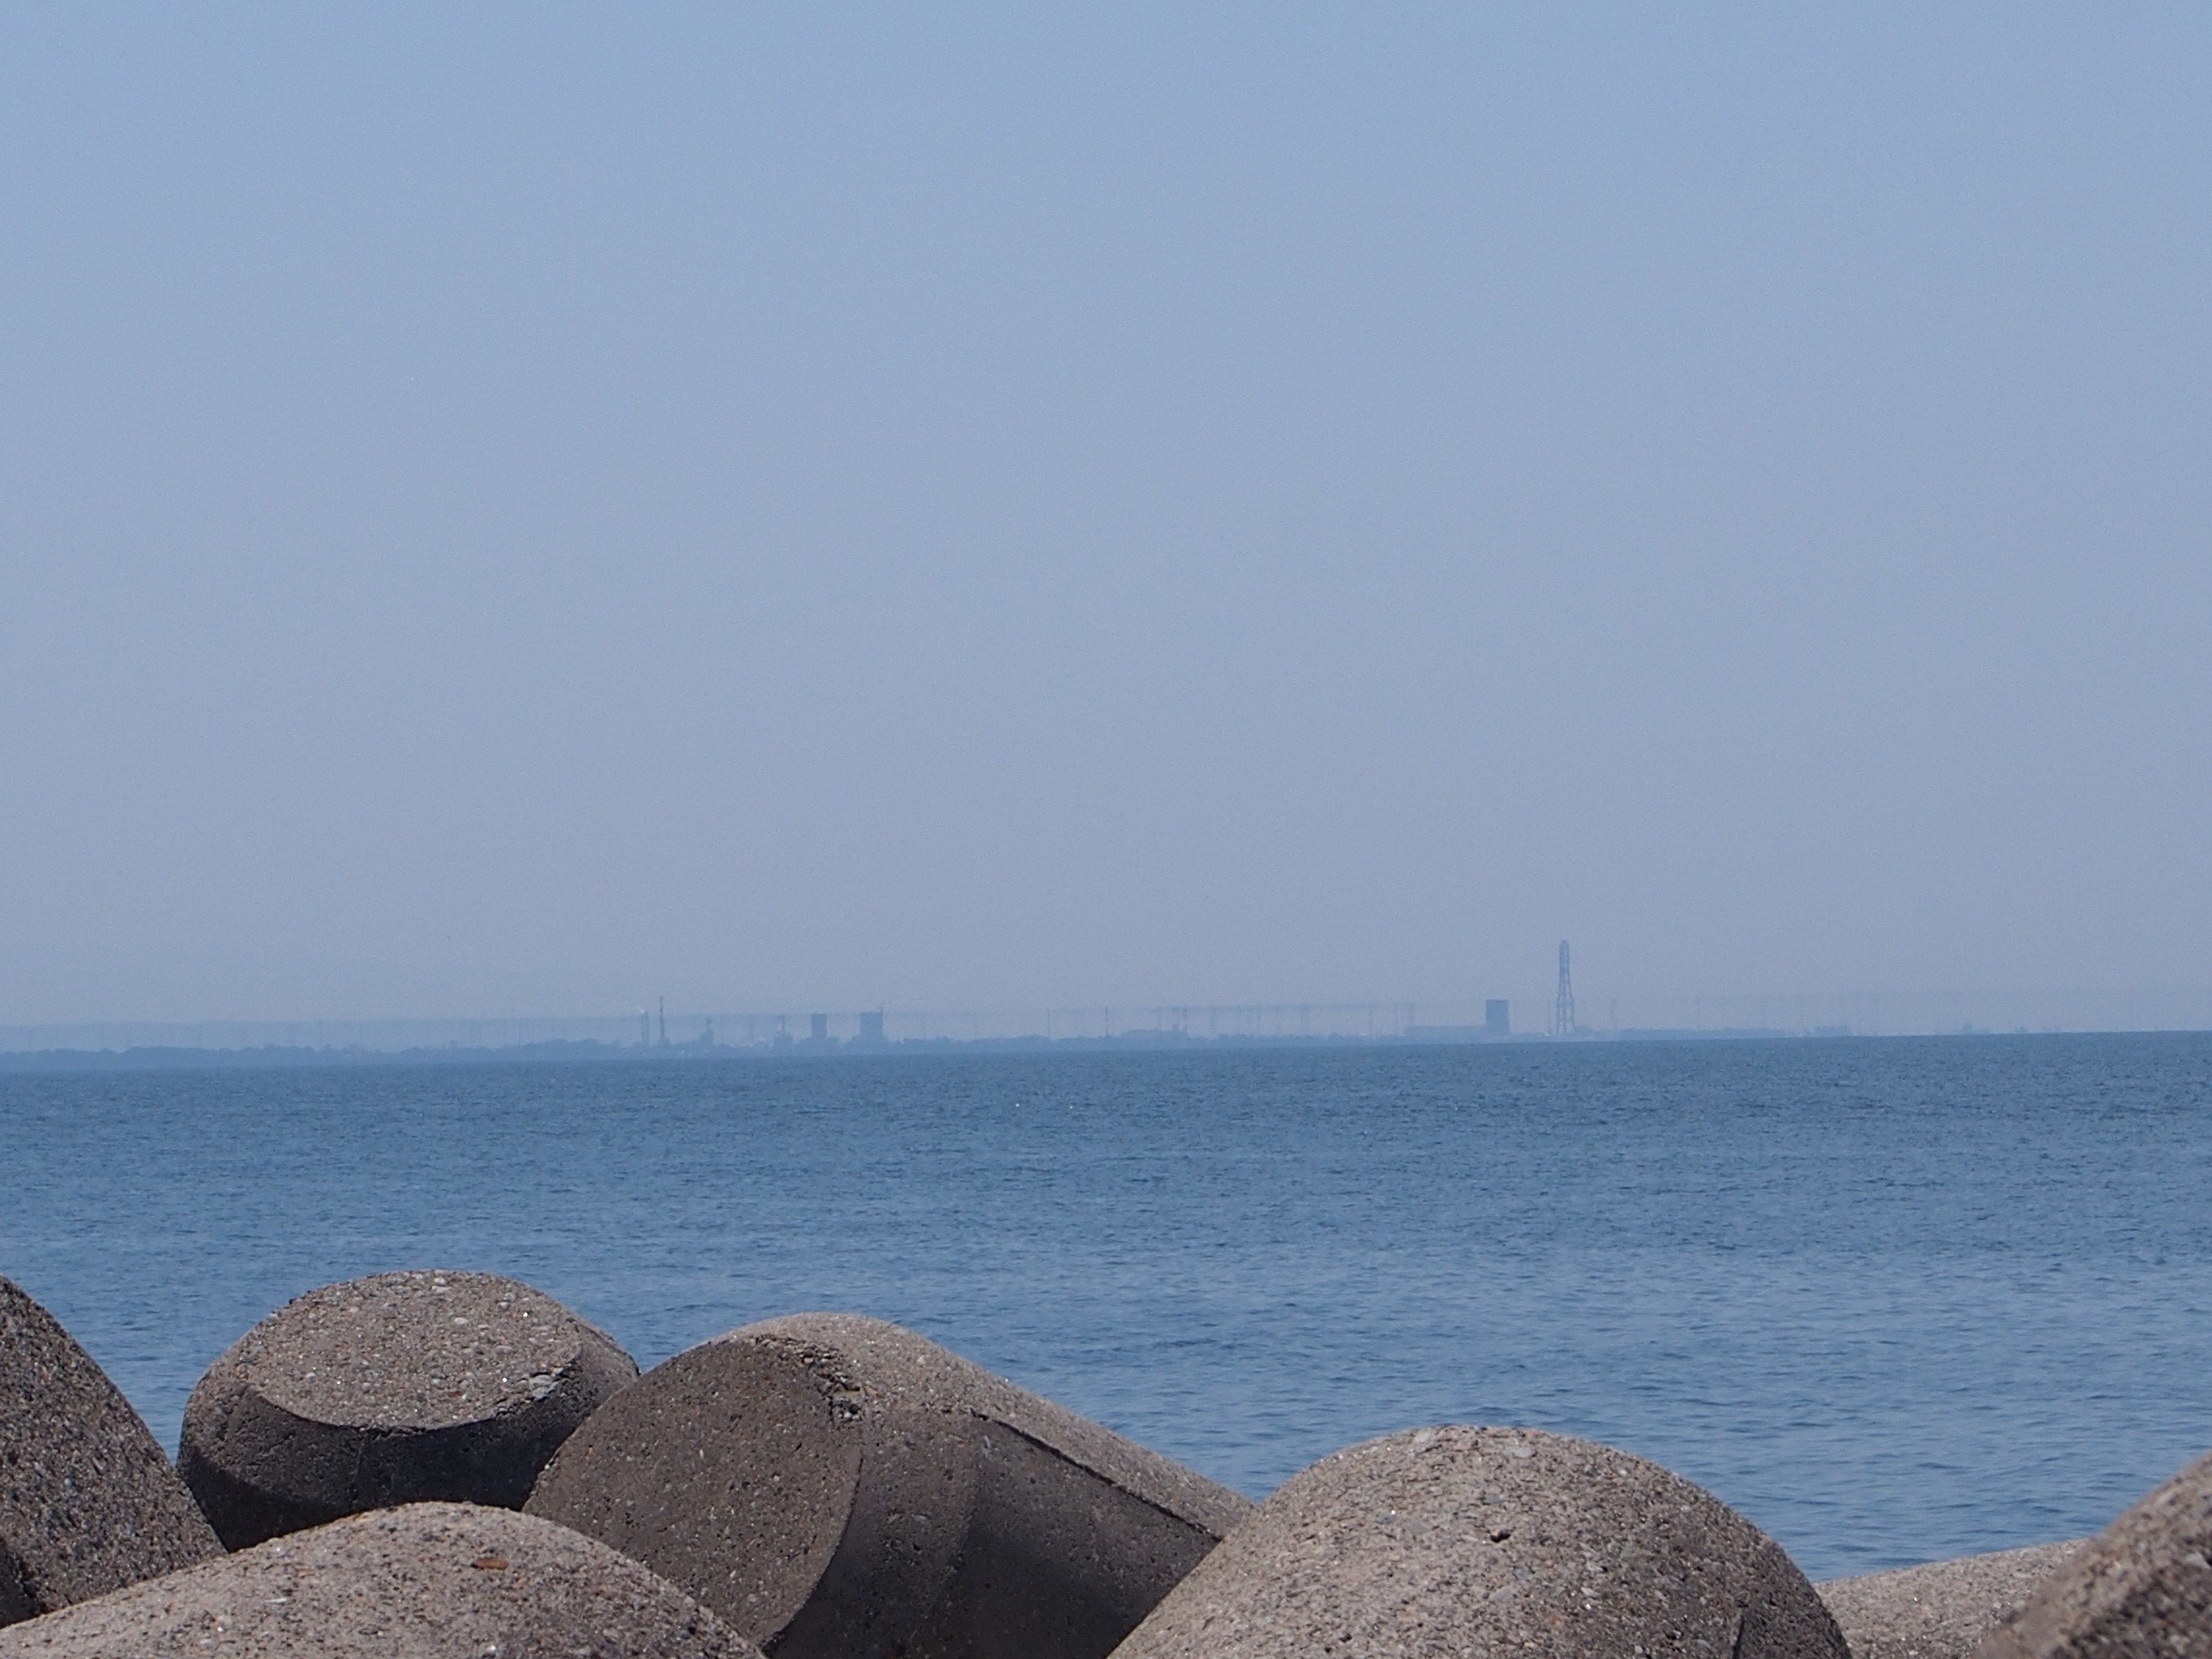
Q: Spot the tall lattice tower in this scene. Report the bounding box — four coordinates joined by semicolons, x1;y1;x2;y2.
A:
1554;940;1575;1037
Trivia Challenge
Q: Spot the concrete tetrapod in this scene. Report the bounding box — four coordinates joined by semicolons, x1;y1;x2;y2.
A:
179;1270;638;1549
525;1313;1253;1659
1975;1449;2212;1659
1111;1426;1850;1659
1821;1541;2086;1659
0;1503;759;1659
0;1275;220;1628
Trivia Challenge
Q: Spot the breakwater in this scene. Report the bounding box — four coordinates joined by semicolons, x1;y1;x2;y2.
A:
4;1268;2208;1659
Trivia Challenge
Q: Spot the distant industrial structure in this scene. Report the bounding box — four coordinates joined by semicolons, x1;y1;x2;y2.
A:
36;938;2012;1065
21;976;2202;1062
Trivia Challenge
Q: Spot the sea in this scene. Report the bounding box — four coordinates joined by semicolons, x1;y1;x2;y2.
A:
3;1032;2209;1582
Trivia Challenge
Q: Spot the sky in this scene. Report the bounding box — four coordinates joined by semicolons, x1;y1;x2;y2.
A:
2;5;2207;1026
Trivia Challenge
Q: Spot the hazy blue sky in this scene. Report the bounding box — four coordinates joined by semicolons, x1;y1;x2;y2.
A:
3;5;2207;1024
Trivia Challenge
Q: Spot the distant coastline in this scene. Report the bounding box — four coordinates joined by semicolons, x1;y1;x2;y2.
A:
3;1025;2203;1075
0;1030;1549;1073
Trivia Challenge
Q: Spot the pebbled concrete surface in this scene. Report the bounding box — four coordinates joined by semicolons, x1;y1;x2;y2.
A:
1975;1449;2212;1659
1111;1425;1850;1659
0;1276;220;1628
0;1502;756;1658
179;1270;636;1548
1821;1541;2086;1659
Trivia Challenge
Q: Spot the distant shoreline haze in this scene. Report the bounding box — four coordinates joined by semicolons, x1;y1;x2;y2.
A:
7;978;2212;1061
3;1018;2210;1072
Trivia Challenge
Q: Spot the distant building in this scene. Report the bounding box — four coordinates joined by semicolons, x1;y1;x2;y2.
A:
857;1010;886;1046
810;1013;830;1043
1485;1000;1510;1037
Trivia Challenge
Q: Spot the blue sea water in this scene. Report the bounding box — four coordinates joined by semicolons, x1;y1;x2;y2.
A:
3;1033;2209;1580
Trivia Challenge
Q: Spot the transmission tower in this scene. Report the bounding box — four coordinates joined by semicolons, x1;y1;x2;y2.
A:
1554;940;1575;1037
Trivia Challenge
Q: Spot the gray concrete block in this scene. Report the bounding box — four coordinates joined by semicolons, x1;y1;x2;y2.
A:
524;1313;1252;1659
0;1502;757;1658
1821;1541;2086;1659
1111;1425;1850;1659
1975;1450;2212;1659
179;1270;637;1549
0;1275;220;1627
